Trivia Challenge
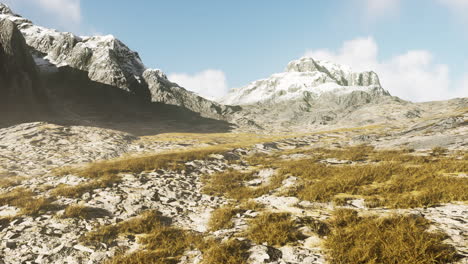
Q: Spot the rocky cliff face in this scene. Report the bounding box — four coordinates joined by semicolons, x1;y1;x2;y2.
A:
143;69;241;119
0;16;47;119
0;3;238;122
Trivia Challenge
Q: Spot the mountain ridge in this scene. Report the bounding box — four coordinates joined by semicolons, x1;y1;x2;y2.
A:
0;3;466;133
0;3;240;124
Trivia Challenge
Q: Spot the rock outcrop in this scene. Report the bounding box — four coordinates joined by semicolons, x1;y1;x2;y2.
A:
143;69;241;119
0;17;47;119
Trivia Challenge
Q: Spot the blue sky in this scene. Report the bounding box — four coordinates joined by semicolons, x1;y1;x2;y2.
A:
4;0;468;101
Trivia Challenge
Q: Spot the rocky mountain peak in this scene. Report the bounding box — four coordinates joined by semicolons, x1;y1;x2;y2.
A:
286;56;381;87
0;3;13;15
221;56;388;106
0;8;147;96
0;4;244;123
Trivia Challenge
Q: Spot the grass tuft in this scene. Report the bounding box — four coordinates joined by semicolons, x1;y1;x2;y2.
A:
50;174;121;198
67;147;231;179
202;169;284;201
62;204;110;219
202;239;251;264
325;209;460;264
245;212;302;246
0;188;56;216
82;210;169;245
280;148;467;208
208;205;241;231
299;216;330;237
0;176;23;188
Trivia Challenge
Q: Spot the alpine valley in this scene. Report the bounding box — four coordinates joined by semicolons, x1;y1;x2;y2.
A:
0;3;467;264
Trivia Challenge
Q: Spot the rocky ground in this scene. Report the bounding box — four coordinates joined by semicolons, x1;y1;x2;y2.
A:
0;115;467;264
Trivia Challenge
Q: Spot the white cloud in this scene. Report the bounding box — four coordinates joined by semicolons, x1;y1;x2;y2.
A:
361;0;400;22
365;0;400;14
438;0;468;20
438;0;468;10
37;0;81;24
304;37;467;102
305;37;378;71
168;70;229;100
4;0;81;30
458;73;468;95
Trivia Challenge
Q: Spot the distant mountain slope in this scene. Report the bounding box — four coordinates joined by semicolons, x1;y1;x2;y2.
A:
217;57;413;129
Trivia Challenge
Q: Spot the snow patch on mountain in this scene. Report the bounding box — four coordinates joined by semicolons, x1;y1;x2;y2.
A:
221;57;389;106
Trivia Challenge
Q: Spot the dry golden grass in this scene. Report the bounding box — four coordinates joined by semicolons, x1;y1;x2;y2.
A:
69;125;383;180
109;232;251;264
318;145;375;161
62;146;235;180
299;216;330;237
325;209;459;264
202;239;251;264
208;201;265;232
202;169;285;201
0;188;56;216
208;205;240;231
202;169;255;200
279;148;468;208
0;188;34;205
239;200;265;211
0;176;23;188
245;212;302;246
141;132;285;145
139;227;200;256
104;212;202;264
431;146;448;156
62;204;110;219
106;250;179;264
83;210;169;245
50;174;121;198
244;152;276;166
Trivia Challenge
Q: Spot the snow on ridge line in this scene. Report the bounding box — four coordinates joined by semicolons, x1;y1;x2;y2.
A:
220;57;387;106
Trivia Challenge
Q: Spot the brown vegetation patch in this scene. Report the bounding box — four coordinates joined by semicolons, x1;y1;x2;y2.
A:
82;210;170;245
202;169;284;201
245;212;302;246
208;205;241;231
62;204;110;219
279;148;468;208
66;147;231;179
325;209;460;264
202;239;251;264
0;188;57;216
0;176;23;188
50;174;121;198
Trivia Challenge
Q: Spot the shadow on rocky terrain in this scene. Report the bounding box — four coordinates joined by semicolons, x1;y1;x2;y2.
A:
0;66;234;136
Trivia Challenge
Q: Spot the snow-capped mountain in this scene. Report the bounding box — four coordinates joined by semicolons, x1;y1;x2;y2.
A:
0;3;239;121
221;57;389;105
0;4;147;95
